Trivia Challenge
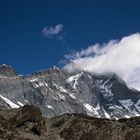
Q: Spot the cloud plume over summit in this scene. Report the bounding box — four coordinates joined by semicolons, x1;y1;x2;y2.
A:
64;33;140;90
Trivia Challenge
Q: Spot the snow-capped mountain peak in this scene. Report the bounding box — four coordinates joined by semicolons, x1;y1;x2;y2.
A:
0;66;140;119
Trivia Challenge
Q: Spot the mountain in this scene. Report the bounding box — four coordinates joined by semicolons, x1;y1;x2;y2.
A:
0;64;140;119
0;64;16;77
0;105;140;140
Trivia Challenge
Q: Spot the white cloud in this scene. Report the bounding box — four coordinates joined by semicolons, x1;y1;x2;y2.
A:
64;33;140;90
42;24;63;39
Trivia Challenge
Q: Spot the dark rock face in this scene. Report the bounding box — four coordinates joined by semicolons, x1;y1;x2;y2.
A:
0;105;47;140
0;65;140;119
57;114;140;140
1;105;140;140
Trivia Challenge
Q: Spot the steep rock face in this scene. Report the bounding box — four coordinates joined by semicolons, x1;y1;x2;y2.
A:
0;65;140;119
1;105;140;140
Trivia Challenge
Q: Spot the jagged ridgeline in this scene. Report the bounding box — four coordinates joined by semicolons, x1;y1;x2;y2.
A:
0;64;140;119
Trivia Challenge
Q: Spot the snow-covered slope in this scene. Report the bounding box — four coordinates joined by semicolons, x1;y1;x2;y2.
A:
0;65;140;119
0;94;19;108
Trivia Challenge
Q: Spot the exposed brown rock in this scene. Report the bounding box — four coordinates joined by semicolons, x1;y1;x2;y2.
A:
1;105;140;140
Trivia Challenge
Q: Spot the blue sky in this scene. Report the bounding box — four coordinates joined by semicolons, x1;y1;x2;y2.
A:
0;0;140;74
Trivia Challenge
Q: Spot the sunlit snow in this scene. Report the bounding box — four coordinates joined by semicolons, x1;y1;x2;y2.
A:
0;94;19;108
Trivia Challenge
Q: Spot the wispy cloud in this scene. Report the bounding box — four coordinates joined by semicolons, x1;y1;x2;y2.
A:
42;24;63;39
64;33;140;90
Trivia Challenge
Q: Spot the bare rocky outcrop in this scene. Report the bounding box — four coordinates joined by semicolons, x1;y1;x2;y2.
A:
0;105;140;140
0;105;47;140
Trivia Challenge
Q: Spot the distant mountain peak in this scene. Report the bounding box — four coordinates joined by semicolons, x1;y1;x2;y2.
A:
0;64;140;119
0;64;10;67
0;64;17;77
51;65;60;71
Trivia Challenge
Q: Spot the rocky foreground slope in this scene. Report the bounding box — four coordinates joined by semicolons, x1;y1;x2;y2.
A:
0;64;140;119
0;105;140;140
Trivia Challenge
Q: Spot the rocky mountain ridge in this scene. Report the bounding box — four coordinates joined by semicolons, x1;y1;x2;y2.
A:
0;64;140;119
